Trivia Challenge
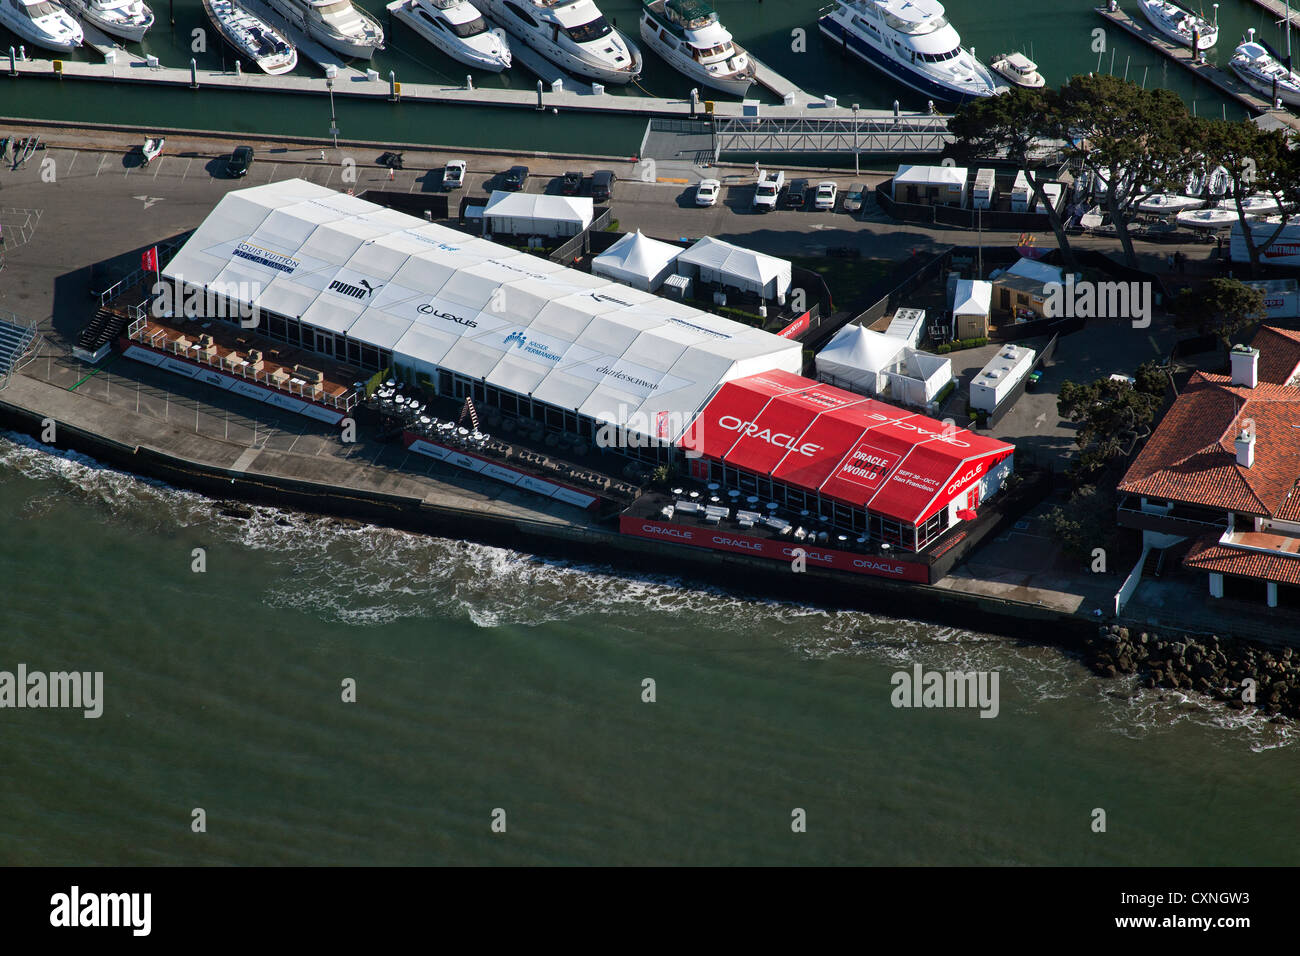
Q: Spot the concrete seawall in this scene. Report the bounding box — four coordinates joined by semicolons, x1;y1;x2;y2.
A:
0;387;1090;646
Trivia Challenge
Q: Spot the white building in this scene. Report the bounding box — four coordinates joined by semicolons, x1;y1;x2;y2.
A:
971;168;997;210
591;230;682;292
885;350;953;408
675;236;793;302
970;344;1036;414
1010;171;1031;213
482;190;594;239
159;179;802;456
952;279;993;340
884;307;925;348
892;164;968;207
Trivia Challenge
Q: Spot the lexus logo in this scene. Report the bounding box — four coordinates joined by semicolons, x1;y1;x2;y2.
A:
418;304;477;327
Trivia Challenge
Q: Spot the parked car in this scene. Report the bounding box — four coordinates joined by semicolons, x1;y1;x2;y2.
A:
591;169;616;201
842;182;867;212
814;181;838;211
694;178;721;207
561;170;583;195
784;178;808;210
226;145;254;178
503;164;529;190
752;169;785;212
443;160;467;189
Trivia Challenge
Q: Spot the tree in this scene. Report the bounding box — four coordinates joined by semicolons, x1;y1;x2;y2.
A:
1056;74;1198;268
948;85;1078;271
1058;376;1162;478
1044;485;1116;563
1135;359;1169;398
1170;277;1266;351
1197;118;1300;276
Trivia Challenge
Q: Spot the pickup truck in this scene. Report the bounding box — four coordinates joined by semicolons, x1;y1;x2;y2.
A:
752;169;785;212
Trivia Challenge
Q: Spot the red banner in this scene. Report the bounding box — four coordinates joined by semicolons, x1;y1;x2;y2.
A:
777;311;811;338
141;246;159;273
619;516;930;583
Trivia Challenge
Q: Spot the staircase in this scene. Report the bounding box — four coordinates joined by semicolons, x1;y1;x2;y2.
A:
0;313;40;389
1141;547;1166;579
74;308;129;364
458;396;480;431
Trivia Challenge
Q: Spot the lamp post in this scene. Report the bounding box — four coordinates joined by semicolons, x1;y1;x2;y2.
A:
852;103;860;177
325;64;339;149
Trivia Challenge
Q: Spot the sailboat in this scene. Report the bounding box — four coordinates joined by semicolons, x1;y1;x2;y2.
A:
1231;22;1300;108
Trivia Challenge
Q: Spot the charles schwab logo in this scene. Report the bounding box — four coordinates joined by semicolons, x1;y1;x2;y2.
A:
419;304;476;327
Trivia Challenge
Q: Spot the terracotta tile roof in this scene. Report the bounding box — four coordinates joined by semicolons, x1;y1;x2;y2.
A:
1252;327;1300;385
1119;371;1300;516
1184;532;1300;585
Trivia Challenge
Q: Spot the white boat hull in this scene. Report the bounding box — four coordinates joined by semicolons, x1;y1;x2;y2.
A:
1177;208;1240;228
1138;0;1216;50
264;0;384;60
65;0;154;43
0;8;83;51
479;0;641;84
1138;194;1204;215
638;12;753;97
1231;64;1300;107
389;1;510;72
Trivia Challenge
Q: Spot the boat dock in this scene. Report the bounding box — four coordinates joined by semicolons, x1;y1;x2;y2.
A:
1245;0;1300;32
1094;4;1300;132
3;53;917;124
749;56;814;106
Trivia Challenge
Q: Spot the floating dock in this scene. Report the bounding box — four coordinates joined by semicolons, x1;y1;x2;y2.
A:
1245;0;1300;32
1094;4;1300;132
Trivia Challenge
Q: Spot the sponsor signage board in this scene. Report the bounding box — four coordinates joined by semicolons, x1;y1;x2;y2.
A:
619;517;929;583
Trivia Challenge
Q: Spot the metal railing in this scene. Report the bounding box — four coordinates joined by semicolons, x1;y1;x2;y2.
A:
0;310;41;390
712;113;953;158
126;317;359;413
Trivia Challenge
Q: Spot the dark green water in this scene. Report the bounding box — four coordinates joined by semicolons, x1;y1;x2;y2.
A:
1;431;1298;865
0;0;1279;152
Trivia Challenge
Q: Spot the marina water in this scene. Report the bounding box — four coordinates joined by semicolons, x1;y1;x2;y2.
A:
2;0;1282;152
1;430;1297;865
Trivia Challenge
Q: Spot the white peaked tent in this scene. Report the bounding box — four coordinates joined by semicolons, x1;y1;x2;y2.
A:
814;324;906;395
591;230;682;292
482;190;594;239
159;179;802;446
675;237;793;301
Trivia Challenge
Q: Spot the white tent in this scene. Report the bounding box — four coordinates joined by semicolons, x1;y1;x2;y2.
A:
814;324;905;395
884;349;953;407
953;279;993;317
591;231;682;292
482;190;594;239
675;237;793;301
161;179;802;446
1004;257;1063;286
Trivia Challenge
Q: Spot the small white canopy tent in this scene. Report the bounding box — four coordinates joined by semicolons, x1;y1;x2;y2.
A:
885;349;953;407
814;324;905;395
482;190;594;239
675;237;793;301
591;230;683;292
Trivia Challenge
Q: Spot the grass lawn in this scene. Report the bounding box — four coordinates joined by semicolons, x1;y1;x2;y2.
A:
790;256;893;311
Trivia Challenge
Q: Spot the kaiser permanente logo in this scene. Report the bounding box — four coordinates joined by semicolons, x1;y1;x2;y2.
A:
0;664;103;718
503;331;564;363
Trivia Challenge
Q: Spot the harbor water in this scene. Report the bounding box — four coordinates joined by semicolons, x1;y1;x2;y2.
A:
1;431;1297;866
0;0;1281;153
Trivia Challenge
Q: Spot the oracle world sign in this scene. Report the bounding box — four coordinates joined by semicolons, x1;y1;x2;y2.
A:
717;415;823;457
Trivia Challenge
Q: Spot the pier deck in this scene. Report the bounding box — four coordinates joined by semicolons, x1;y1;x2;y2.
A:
1246;0;1300;32
1094;4;1300;133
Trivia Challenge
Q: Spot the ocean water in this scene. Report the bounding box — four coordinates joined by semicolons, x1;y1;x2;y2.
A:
1;430;1297;866
1;0;1274;152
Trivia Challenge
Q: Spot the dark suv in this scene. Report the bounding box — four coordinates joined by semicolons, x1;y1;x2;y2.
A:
591;169;616;202
561;170;583;195
785;179;809;209
227;146;254;178
503;165;529;190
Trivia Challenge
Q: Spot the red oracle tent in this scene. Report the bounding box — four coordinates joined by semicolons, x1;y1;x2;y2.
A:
683;370;1014;530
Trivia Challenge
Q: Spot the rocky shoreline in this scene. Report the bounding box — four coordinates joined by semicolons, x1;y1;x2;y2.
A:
1085;625;1298;720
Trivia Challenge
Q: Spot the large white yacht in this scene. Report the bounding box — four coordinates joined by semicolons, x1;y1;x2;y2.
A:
639;0;754;97
388;0;511;71
203;0;298;74
1230;32;1300;108
480;0;641;84
0;0;84;51
63;0;154;42
264;0;384;59
817;0;1004;104
1137;0;1217;51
